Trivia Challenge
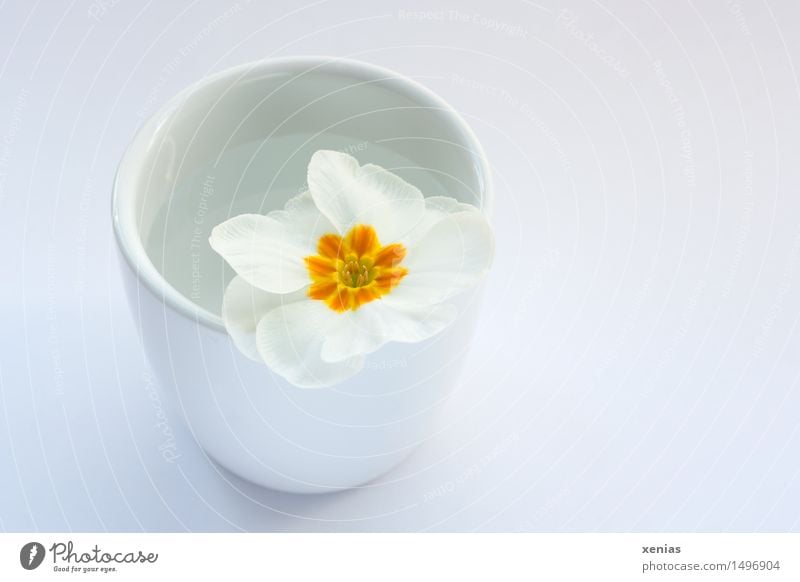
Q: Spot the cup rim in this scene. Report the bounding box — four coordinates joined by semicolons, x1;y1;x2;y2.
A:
112;55;493;331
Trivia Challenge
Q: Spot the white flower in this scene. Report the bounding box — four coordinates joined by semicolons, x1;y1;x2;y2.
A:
208;150;494;388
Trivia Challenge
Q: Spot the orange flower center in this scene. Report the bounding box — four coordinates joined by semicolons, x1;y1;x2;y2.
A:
304;224;408;312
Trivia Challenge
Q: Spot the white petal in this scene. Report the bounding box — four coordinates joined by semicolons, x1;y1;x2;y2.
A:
255;300;364;388
307;150;426;242
397;209;495;306
320;300;457;363
425;195;482;215
221;276;305;361
209;191;335;294
401;195;483;248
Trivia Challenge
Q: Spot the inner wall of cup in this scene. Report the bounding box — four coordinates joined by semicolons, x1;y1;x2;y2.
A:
136;64;486;316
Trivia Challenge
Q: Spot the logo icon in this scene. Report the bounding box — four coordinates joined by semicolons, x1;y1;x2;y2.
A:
20;542;45;570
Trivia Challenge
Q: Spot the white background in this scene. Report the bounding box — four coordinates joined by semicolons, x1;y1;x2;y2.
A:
1;0;799;532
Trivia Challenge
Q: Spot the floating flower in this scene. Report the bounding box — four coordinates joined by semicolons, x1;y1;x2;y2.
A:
209;150;494;387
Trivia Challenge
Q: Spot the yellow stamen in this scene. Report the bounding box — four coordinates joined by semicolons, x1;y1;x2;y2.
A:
304;224;408;312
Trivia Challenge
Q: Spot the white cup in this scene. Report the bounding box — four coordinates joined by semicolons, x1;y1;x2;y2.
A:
112;56;492;493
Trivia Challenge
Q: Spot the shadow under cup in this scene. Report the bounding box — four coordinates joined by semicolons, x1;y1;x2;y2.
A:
113;57;492;493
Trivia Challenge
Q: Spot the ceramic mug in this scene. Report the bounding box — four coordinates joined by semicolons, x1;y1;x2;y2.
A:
112;56;492;493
